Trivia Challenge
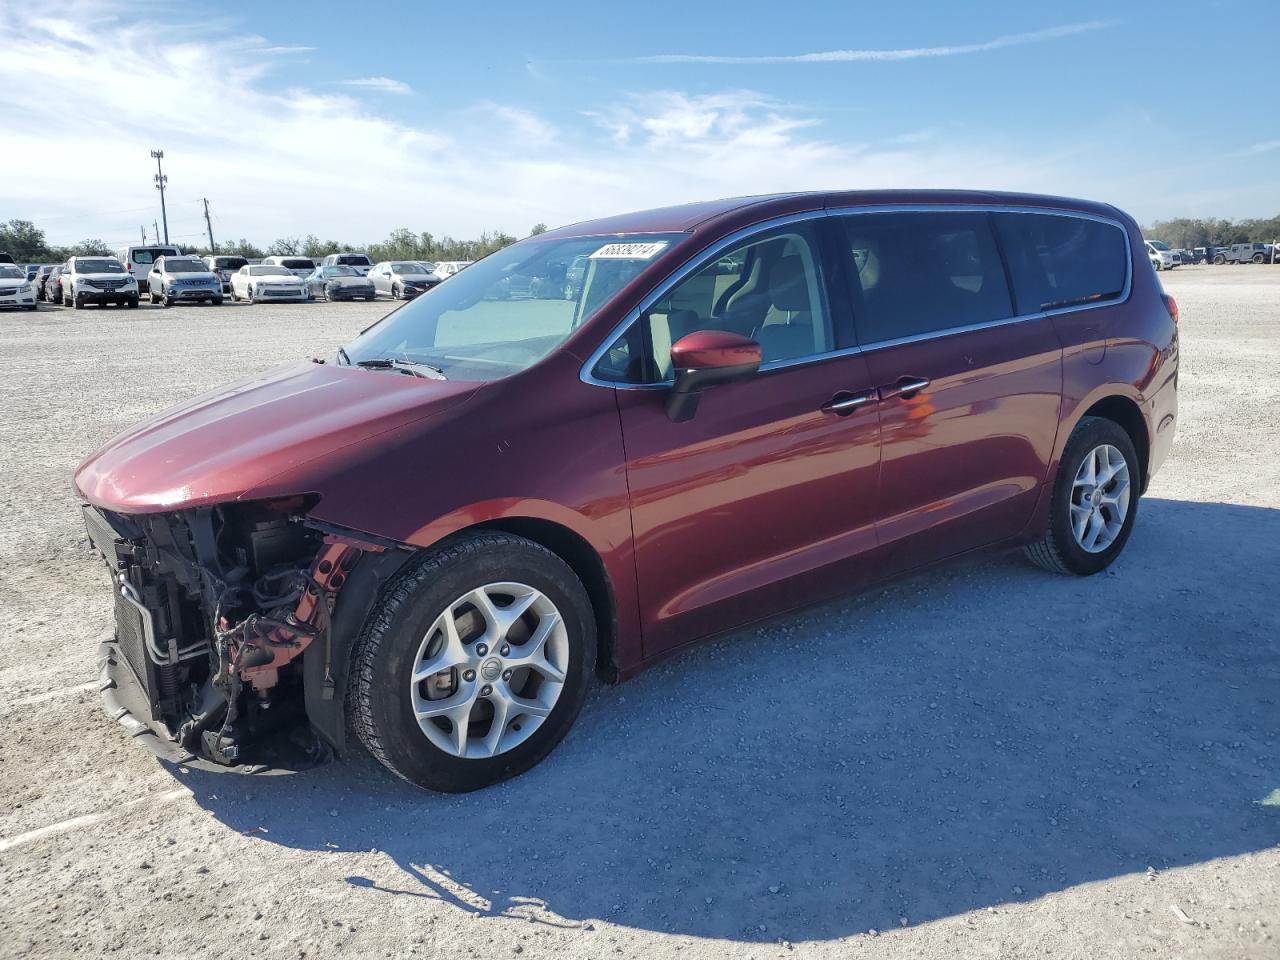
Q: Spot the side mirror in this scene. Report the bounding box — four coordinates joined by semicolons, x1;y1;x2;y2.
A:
665;330;762;423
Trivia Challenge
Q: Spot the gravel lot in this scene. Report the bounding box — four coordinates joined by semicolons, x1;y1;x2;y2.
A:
1;267;1277;960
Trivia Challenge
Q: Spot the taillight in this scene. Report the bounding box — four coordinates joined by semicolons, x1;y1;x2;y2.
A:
1163;293;1179;323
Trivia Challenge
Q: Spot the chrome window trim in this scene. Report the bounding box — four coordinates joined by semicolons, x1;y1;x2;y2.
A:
578;204;1133;390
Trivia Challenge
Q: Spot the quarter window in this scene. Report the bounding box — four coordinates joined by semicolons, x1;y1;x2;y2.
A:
593;225;832;384
994;213;1128;313
839;211;1013;344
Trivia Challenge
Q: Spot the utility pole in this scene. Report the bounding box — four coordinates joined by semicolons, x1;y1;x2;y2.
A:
150;148;169;244
140;225;147;243
201;198;216;254
152;221;160;244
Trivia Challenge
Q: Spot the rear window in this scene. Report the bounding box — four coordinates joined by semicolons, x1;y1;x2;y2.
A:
839;211;1013;344
213;256;248;270
281;258;314;269
994;213;1128;313
131;247;179;265
335;255;371;266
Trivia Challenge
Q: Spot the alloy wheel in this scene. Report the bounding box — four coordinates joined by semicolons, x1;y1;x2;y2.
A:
1070;443;1131;553
409;581;569;759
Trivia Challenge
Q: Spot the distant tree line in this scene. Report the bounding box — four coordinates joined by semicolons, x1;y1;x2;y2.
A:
0;218;546;264
1143;214;1280;249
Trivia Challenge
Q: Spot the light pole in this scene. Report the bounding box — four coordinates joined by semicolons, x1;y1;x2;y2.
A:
151;149;169;244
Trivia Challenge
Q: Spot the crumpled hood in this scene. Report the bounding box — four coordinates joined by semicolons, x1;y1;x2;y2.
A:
75;360;479;514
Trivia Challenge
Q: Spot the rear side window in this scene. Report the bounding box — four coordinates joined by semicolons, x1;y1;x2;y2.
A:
839;211;1013;344
994;213;1128;313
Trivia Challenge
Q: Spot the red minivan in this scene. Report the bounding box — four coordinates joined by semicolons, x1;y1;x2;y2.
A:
75;190;1179;791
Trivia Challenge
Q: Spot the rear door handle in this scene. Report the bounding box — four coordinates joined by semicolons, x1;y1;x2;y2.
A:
822;390;877;416
878;376;931;401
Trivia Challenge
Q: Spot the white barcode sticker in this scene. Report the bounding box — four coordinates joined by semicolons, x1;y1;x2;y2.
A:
589;241;669;260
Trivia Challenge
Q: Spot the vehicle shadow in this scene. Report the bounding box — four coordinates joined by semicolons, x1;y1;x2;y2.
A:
181;497;1280;942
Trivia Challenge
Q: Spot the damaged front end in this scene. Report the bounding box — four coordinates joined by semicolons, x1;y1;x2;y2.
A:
83;497;383;772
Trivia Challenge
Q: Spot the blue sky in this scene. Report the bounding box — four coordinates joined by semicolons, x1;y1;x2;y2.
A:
0;0;1276;247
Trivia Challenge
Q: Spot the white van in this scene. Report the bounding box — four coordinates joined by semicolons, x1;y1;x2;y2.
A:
261;255;316;279
117;244;182;293
320;253;373;276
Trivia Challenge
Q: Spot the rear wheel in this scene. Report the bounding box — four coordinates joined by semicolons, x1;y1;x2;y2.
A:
349;532;596;792
1025;416;1140;576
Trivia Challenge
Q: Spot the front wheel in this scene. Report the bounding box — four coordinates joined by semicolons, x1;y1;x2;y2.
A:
1025;416;1140;576
349;533;597;793
392;283;402;300
1213;255;1226;264
126;297;138;309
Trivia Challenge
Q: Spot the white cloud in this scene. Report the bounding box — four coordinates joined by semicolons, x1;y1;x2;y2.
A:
630;21;1114;64
341;76;413;95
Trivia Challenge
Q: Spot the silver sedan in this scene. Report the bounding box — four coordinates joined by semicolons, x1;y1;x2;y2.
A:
368;261;442;299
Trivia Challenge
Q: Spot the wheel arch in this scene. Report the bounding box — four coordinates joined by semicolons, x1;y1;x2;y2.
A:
471;516;620;684
1076;394;1150;492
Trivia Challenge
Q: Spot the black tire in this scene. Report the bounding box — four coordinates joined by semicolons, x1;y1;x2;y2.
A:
349;532;597;793
126;297;138;309
212;295;223;306
72;293;83;310
1025;416;1140;576
392;283;402;300
24;304;36;312
247;285;255;303
1213;255;1225;265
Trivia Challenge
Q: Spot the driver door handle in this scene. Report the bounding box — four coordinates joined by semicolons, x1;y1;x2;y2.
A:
878;376;931;401
822;390;877;416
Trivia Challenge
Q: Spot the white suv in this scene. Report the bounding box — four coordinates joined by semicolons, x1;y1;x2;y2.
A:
1145;241;1180;271
63;256;139;309
320;253;373;276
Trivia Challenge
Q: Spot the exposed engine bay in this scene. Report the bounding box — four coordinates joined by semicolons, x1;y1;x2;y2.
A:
83;498;385;770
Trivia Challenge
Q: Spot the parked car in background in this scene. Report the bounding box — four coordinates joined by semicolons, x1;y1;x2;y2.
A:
74;190;1178;793
0;252;14;263
0;262;37;311
203;255;250;293
147;256;222;306
64;256;140;309
1221;242;1272;264
320;253;374;276
432;260;472;278
43;265;66;304
33;264;56;301
303;264;377;301
25;263;41;281
261;255;316;279
368;260;441;299
230;264;308;303
117;244;183;294
1145;240;1180;270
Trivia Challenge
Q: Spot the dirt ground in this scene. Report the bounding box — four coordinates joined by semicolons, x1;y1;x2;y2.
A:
0;266;1277;960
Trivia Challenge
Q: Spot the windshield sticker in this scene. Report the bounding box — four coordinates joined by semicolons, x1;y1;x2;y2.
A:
589;241;669;261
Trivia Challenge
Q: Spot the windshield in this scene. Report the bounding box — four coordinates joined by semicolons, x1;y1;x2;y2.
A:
391;262;430;275
335;255;371;266
164;259;206;273
250;266;292;277
76;259;125;273
1148;240;1170;251
344;233;680;382
0;265;23;279
323;266;359;277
